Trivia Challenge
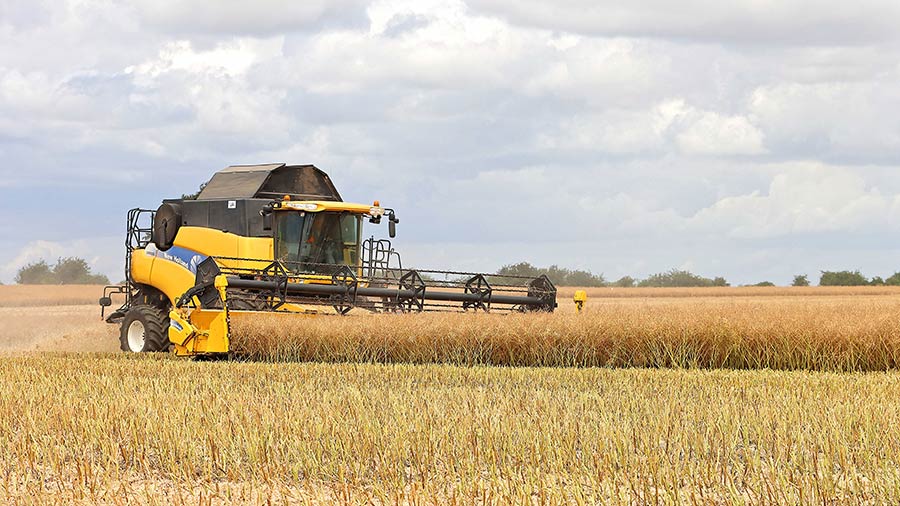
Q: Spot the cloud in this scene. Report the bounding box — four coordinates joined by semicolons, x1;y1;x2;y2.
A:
690;162;900;239
538;107;669;154
466;0;900;45
133;0;370;36
282;1;524;94
540;99;765;156
521;38;675;107
749;81;900;163
126;39;283;79
0;36;294;182
675;109;765;156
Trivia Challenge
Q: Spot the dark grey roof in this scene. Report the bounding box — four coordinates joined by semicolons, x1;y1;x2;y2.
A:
196;163;342;201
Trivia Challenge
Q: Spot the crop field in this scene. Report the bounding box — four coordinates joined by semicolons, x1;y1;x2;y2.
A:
233;290;900;371
2;284;900;503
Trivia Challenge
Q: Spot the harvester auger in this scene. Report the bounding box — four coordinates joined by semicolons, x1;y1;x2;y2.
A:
100;163;557;357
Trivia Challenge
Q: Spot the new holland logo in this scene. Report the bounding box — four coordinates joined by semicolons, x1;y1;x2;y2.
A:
146;244;208;274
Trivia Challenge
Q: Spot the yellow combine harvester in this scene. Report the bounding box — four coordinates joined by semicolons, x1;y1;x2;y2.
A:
100;163;557;357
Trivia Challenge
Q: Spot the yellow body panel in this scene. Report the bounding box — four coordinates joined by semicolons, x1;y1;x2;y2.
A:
130;248;156;287
130;226;275;305
131;251;191;305
170;308;229;356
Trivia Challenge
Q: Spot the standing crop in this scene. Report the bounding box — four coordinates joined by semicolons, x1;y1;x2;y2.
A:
232;294;900;371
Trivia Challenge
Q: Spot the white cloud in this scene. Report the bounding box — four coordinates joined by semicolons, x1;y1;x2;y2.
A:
522;38;671;106
126;39;283;79
749;81;900;160
675;110;765;156
133;0;369;35
0;68;99;124
285;3;520;93
540;98;765;156
690;162;900;239
466;0;900;45
0;36;294;171
539;109;668;154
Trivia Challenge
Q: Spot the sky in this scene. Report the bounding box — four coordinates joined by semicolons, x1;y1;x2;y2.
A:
2;0;900;285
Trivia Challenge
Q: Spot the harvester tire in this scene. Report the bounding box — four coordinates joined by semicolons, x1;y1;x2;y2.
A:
153;202;182;251
120;306;170;353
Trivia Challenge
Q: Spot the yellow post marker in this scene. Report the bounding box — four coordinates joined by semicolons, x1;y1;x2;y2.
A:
573;290;587;313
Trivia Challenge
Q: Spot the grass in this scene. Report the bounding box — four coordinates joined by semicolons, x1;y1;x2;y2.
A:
1;355;900;504
231;294;900;371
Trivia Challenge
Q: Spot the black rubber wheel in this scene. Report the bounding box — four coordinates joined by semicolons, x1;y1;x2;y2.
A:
119;305;170;353
153;202;182;251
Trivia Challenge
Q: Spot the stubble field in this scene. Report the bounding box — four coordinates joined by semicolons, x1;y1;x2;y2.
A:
2;284;900;503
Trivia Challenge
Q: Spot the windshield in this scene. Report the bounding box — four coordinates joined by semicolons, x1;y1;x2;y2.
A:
275;211;361;274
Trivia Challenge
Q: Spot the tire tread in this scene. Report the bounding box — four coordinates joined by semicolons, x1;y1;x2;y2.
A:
119;305;170;352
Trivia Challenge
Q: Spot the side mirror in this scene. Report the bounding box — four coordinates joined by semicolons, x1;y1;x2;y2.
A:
261;204;274;231
388;213;398;238
99;297;112;307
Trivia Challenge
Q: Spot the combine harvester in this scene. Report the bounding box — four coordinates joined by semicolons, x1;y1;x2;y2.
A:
100;164;557;357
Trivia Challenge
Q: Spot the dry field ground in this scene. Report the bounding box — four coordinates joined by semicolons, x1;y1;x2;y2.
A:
0;285;118;353
4;356;900;504
2;284;900;503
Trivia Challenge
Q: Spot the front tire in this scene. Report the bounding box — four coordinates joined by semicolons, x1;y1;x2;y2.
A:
120;306;170;353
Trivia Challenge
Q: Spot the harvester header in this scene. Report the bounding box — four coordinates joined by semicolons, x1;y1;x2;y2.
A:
101;163;557;357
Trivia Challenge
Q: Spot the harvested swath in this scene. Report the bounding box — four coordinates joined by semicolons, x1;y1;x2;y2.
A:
231;295;900;371
2;355;900;503
0;305;118;353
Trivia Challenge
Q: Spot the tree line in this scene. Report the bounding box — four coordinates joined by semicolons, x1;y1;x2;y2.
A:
15;258;109;285
10;257;900;288
495;263;900;288
495;263;727;288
